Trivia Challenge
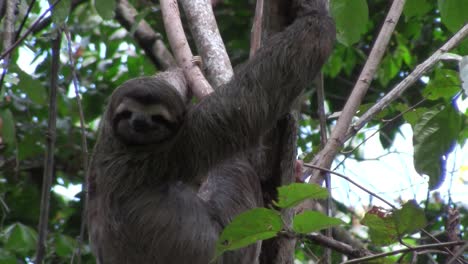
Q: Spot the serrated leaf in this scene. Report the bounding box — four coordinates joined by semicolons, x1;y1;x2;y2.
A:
394;201;427;235
4;223;38;256
215;208;282;258
438;0;468;33
362;211;398;246
94;0;116;20
330;0;369;46
274;183;328;209
413;105;462;189
292;211;343;234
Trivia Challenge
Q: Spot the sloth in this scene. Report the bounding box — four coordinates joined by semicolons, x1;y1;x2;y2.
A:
87;1;335;263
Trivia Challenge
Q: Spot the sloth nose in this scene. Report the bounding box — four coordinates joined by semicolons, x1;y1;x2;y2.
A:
132;116;150;132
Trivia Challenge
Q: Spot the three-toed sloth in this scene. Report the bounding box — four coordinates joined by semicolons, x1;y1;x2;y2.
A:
87;1;335;263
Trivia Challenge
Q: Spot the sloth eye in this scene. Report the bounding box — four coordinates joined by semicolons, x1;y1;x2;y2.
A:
116;110;132;120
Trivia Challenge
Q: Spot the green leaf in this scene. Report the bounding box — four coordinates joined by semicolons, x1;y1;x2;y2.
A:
438;0;468;33
94;0;116;20
292;211;343;234
423;69;461;100
362;210;398;246
274;183;328;208
17;69;47;105
48;0;71;25
0;249;16;264
378;55;400;87
413;105;463;189
331;0;369;46
394;201;427;235
404;0;431;20
3;223;38;256
216;208;282;258
0;109;16;149
55;234;77;257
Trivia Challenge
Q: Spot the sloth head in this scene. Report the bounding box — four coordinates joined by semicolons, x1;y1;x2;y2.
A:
106;74;188;145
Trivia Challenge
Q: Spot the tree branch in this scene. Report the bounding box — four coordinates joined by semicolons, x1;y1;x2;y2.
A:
343;241;466;264
0;0;17;91
179;0;233;88
306;0;406;183
304;233;370;259
160;0;213;98
115;0;176;70
347;23;468;140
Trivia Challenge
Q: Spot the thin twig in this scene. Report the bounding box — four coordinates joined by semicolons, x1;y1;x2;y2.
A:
35;28;61;264
115;0;176;70
446;243;468;264
314;73;332;263
64;28;88;264
0;0;61;61
303;162;396;209
14;0;37;40
303;233;369;259
342;241;466;264
307;0;406;183
348;23;468;140
160;0;213;98
334;98;426;170
249;0;264;57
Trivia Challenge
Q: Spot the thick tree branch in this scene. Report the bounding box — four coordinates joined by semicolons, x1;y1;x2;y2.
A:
179;0;233;88
160;0;213;98
306;0;406;183
347;23;468;140
0;0;17;91
115;0;176;70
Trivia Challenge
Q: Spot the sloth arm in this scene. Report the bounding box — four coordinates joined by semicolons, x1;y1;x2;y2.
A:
174;12;335;182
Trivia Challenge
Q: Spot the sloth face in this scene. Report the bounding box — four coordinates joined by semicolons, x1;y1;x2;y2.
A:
112;98;181;145
108;77;186;145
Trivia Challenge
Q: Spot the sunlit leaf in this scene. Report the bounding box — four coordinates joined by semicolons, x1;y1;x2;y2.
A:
292;211;344;234
394;201;427;235
216;208;282;258
362;208;398;246
274;183;328;209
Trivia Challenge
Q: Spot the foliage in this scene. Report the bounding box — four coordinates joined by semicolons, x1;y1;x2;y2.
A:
0;0;466;263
